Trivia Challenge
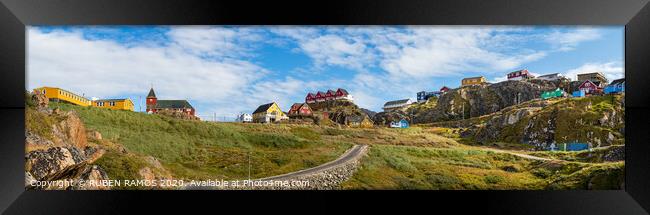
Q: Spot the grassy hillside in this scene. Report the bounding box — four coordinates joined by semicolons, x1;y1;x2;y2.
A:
39;102;623;190
52;103;352;181
341;145;545;190
341;144;624;190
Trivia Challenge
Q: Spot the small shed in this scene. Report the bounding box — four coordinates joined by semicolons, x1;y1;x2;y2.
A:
541;88;566;100
572;90;585;98
390;119;409;128
557;142;590;151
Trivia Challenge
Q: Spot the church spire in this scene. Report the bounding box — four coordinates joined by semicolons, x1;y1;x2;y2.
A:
147;87;156;98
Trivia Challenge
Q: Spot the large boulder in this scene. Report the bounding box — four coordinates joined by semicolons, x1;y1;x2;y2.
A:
372;110;411;126
31;90;49;111
25;147;85;180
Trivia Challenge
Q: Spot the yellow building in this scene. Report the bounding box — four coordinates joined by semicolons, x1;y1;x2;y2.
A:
461;76;487;86
92;98;134;111
252;102;288;123
33;86;91;107
347;115;374;128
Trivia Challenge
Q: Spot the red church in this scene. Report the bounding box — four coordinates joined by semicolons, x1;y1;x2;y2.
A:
146;88;196;116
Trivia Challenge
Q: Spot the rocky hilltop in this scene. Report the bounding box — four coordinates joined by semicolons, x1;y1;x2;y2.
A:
309;100;372;126
440;95;625;149
413;79;576;123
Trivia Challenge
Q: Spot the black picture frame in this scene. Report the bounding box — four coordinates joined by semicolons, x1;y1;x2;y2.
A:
1;0;649;214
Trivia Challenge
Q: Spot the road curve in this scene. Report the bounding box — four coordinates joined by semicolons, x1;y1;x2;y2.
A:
256;144;368;181
181;144;368;190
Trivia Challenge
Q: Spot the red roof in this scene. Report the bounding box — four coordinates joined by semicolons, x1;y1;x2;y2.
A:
578;80;598;90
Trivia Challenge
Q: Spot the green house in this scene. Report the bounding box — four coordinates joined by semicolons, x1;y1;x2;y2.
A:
541;88;566;100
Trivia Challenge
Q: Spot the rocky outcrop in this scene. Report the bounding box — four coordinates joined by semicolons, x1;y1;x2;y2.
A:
413;79;572;123
309;100;371;126
602;145;625;162
458;95;625;149
31;90;49;111
157;109;200;121
25;93;111;190
373;110;411;126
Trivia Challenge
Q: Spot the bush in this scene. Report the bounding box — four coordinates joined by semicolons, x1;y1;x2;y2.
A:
484;175;504;184
291;127;321;141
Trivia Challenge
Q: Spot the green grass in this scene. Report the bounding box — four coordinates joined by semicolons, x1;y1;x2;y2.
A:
341;144;624;190
341;145;546;190
51;103;351;180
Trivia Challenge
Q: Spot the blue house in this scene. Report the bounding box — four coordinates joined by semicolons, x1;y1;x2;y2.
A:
390;119;410;128
572;90;585;97
554;142;590;151
604;78;625;94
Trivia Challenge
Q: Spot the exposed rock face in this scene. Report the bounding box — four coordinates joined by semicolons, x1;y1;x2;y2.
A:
458;95;625;149
52;111;88;149
602;145;625;162
309;100;371;126
25;103;112;190
360;108;377;118
414;80;567;123
26;147;81;180
372;110;411;126
31;90;49;111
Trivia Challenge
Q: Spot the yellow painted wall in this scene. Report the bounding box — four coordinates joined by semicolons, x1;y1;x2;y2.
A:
33;87;91;107
253;102;286;122
92;99;134;111
461;77;486;86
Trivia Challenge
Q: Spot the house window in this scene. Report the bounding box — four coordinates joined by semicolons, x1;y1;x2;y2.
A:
109;101;115;106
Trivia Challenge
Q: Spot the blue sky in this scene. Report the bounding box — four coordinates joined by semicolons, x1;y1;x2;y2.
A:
27;26;624;120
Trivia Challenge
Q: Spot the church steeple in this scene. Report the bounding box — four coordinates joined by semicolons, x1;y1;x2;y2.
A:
146;87;157;113
147;87;156;98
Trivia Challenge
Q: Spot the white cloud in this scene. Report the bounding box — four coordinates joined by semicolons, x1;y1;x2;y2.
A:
563;61;624;82
28;27;267;117
545;28;602;51
167;26;263;58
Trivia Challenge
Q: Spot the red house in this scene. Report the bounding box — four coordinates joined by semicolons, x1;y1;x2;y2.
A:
315;91;326;102
507;69;534;81
440;86;450;93
325;90;336;100
305;93;316;103
304;88;353;104
335;88;349;99
288;103;313;117
578;80;599;94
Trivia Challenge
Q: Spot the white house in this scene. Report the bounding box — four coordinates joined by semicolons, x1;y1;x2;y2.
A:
383;99;414;112
537;73;564;81
236;113;253;123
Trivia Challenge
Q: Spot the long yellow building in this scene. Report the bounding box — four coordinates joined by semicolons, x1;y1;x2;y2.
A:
33;86;91;107
92;98;134;111
461;76;487;86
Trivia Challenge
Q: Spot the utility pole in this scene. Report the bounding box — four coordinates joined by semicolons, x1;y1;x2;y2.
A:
248;151;251;181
